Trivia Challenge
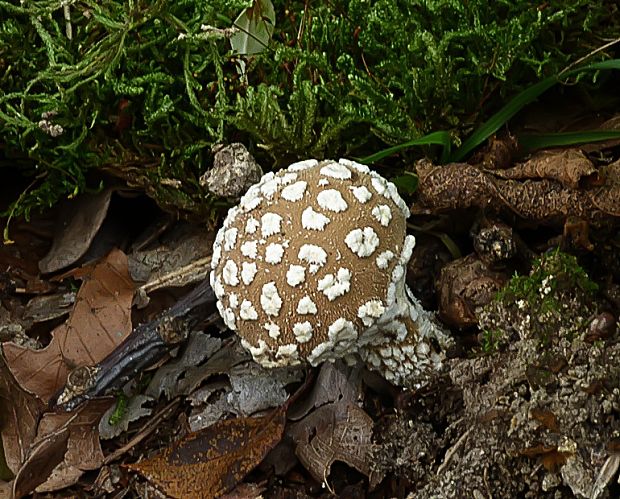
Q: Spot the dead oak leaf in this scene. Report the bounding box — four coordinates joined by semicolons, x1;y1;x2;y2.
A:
2;248;135;401
0;355;44;475
290;400;381;489
11;398;112;498
125;409;286;499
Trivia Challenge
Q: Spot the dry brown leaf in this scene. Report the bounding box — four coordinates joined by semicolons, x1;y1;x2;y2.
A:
33;398;112;493
2;248;135;401
9;398;112;497
38;188;113;273
290;401;380;489
491;149;597;189
0;356;44;474
125;409;286;499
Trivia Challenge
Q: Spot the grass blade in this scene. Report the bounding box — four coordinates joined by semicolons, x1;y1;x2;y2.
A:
359;130;452;164
519;130;620;151
451;59;620;162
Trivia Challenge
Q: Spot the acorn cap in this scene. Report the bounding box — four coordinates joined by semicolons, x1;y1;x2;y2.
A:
210;158;418;368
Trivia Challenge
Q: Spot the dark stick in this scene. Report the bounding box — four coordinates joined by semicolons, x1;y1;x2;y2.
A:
53;280;216;411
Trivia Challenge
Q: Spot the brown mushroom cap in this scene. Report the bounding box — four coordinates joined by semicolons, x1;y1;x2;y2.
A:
210;158;420;368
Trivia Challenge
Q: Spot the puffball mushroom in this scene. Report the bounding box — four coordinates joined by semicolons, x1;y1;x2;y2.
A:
210;158;452;387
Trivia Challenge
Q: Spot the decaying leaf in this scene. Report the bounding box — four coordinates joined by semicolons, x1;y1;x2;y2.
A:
10;398;112;498
125;409;286;499
146;333;223;400
2;249;135;401
128;223;214;293
0;356;44;475
99;395;154;440
491;149;597;189
38;188;113;273
414;157;620;223
290;401;381;488
287;362;380;488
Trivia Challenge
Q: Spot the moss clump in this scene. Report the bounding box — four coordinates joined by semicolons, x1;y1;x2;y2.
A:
1;1;619;224
479;249;599;349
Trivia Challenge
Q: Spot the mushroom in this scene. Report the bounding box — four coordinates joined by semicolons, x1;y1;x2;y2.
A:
210;158;452;387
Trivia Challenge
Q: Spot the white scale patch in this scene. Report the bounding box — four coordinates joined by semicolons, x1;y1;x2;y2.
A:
229;293;239;308
223;228;238;251
293;321;313;343
265;243;285;264
212;245;222;268
370;175;387;196
297;296;318;314
301;207;330;231
241;262;258;285
318;178;329;186
240;240;258;259
260;282;282;316
280;172;298;185
222;260;239;286
281;181;307;202
317;189;348;212
288;159;318;172
245;217;260;234
276;344;299;361
239;300;258;320
339;158;369;174
345;227;380;257
358;300;386;326
376;250;395;269
328;318;358;344
298;244;327;270
264;322;281;339
320;162;351;180
240;187;262;212
372;205;392;226
317;267;351;301
350;185;372;203
261;212;282;237
260;177;281;199
286;265;306;287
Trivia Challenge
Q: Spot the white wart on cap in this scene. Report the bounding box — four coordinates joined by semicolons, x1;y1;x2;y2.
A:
210;158;451;385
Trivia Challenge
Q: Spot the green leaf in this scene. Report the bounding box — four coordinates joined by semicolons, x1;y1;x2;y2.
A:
390;172;419;195
230;0;275;56
451;59;620;161
358;130;452;164
519;130;620;151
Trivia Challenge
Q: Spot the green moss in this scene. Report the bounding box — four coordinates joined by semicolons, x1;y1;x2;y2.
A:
1;0;619;226
480;328;504;353
481;249;599;348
